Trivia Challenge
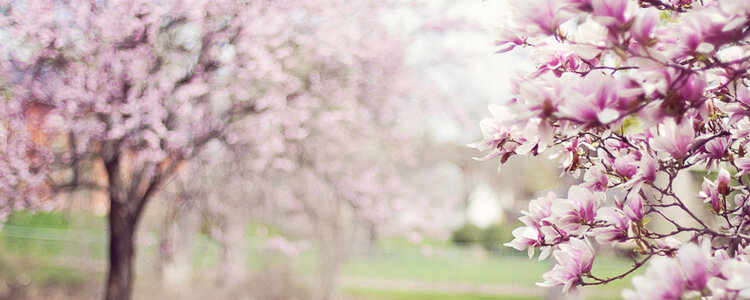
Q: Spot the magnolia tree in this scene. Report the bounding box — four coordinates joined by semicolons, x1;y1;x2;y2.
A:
156;142;261;289
158;3;449;297
0;0;411;299
472;0;750;298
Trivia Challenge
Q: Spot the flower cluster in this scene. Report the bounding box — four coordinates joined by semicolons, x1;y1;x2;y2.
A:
624;242;750;300
474;0;750;297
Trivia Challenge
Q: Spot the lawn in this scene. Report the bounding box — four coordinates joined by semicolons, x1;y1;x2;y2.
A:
344;288;539;300
339;244;636;300
342;240;640;287
0;212;641;299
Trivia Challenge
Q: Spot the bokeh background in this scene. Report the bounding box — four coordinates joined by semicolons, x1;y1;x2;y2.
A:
0;0;688;299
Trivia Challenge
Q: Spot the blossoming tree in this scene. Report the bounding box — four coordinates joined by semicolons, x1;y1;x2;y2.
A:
157;3;455;297
0;0;415;299
472;0;750;298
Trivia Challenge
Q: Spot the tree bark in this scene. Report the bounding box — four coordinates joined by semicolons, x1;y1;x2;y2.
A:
160;201;199;290
105;199;139;300
317;234;344;300
220;212;248;287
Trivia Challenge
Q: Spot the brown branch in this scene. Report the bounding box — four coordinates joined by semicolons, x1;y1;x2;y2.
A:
582;253;655;286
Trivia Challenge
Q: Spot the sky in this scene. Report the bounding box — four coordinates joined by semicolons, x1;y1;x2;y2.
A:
403;0;540;228
403;0;532;144
376;0;535;229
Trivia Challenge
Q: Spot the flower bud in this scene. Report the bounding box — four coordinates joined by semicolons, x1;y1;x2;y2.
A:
717;168;731;196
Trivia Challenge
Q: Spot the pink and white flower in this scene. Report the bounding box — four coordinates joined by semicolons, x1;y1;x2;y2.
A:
551;185;604;233
700;177;722;213
623;257;685;300
505;192;558;257
623;193;644;222
700;169;730;213
589;207;629;244
582;164;609;192
677;243;709;291
697;136;729;168
630;8;659;43
723;260;750;298
538;238;595;293
652;118;695;159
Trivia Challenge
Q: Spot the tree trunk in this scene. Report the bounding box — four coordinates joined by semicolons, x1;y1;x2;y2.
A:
317;235;343;300
220;213;248;287
105;199;139;300
160;202;199;290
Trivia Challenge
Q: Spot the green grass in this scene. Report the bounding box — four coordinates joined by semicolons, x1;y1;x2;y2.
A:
340;241;640;299
344;287;623;300
0;211;108;286
343;246;639;287
0;211;641;299
5;211;71;228
342;254;632;298
344;252;547;284
344;288;538;300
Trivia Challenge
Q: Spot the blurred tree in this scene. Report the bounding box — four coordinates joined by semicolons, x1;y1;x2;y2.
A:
156;3;450;297
481;222;512;253
0;0;424;299
451;223;482;246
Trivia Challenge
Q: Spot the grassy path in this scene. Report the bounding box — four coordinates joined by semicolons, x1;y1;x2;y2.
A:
340;276;545;297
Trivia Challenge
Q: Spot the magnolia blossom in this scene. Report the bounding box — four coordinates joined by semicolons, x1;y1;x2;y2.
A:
678;243;710;291
698;136;730;168
652;118;695;159
468;105;520;161
623;193;644;222
623;242;750;299
589;207;629;244
725;87;750;123
723;260;750;298
629;8;659;43
717;168;731;196
551;186;604;233
700;168;731;213
624;152;658;192
494;27;527;54
582;164;608;192
475;0;750;296
700;178;723;213
506;226;544;257
623;257;685;300
506;0;577;34
614;154;638;179
538;238;595;293
530;39;586;76
736;157;750;177
505;192;557;258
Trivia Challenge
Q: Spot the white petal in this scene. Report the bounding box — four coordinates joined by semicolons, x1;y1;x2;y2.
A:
597;108;620;124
